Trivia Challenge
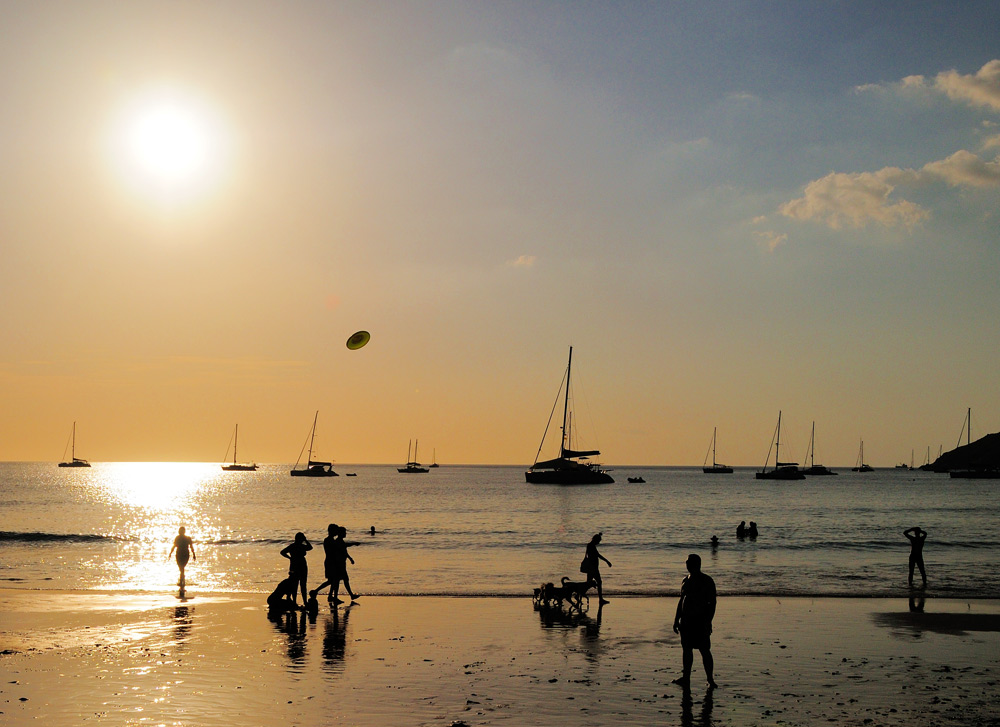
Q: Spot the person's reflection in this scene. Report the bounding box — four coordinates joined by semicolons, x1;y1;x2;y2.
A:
269;608;308;668
580;602;604;664
909;594;926;613
172;606;193;645
680;682;714;727
321;603;354;674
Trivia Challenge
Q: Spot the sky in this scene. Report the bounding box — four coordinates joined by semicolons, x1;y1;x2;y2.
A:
2;1;999;466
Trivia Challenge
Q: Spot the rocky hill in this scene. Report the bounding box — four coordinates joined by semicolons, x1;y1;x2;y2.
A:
924;432;1000;472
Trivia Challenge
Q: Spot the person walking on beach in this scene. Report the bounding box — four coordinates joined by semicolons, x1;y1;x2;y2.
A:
672;553;717;689
904;526;927;587
280;532;313;606
582;533;612;604
168;526;196;586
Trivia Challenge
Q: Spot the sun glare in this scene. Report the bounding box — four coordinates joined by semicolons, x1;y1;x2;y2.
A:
112;88;229;203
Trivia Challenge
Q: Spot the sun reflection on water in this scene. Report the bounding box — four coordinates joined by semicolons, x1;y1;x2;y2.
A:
88;463;227;591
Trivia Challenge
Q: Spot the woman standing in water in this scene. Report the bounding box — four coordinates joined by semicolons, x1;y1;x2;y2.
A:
280;532;313;606
168;526;196;587
582;532;612;604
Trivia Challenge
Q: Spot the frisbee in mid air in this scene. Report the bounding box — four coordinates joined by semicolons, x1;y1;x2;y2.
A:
346;330;371;350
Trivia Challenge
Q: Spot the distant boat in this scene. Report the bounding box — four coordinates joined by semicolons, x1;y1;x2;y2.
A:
398;439;429;473
525;347;613;485
290;411;338;477
851;440;874;472
627;476;645;483
702;427;733;474
429;449;439;468
221;424;258;471
800;422;837;476
57;421;91;468
755;411;805;480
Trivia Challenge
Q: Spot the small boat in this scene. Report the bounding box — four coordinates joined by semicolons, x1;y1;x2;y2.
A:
851;440;874;472
398;439;429;473
428;449;440;468
756;411;805;480
58;422;91;468
525;347;613;485
800;422;837;476
627;476;645;483
345;473;357;477
221;424;258;471
702;427;733;474
290;411;338;477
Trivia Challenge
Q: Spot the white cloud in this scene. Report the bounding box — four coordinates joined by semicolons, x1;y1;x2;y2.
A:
981;134;1000;150
922;149;1000;187
779;167;928;230
934;60;1000;112
507;254;537;267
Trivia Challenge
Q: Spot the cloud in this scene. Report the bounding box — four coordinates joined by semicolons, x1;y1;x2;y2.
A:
507;254;537;267
934;60;1000;112
753;230;788;252
779;167;928;229
983;134;1000;150
922;149;1000;187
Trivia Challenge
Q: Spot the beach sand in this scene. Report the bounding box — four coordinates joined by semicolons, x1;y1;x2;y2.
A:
2;589;999;726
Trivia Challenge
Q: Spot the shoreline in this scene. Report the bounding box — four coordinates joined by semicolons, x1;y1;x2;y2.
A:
3;589;999;726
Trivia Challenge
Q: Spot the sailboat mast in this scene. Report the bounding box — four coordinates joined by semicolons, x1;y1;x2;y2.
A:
776;411;782;466
308;411;318;462
712;427;717;467
234;424;238;465
71;421;76;460
810;422;816;467
560;347;573;458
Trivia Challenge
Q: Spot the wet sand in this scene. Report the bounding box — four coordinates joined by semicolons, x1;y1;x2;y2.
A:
2;589;999;726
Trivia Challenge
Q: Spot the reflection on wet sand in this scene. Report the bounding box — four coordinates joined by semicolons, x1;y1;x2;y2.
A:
270;609;308;668
681;684;714;727
872;607;1000;637
322;603;354;674
172;606;193;646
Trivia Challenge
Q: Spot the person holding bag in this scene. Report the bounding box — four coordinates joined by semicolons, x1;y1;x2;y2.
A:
581;532;612;604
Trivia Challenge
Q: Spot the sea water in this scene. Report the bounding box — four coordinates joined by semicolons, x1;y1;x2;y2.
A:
1;462;997;597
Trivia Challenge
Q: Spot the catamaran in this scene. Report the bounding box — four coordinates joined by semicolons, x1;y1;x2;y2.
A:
290;411;338;477
58;421;91;468
221;424;258;471
525;347;613;485
756;411;805;480
398;439;429;473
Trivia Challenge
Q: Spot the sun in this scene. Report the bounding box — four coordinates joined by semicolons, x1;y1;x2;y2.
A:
112;88;229;203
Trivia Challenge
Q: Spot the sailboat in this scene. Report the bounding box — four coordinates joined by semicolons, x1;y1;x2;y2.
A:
525;347;613;485
398;439;429;473
702;427;733;474
851;440;874;472
290;411;338;477
428;449;439;468
221;424;258;471
755;411;805;480
800;422;837;476
949;407;1000;478
58;421;91;468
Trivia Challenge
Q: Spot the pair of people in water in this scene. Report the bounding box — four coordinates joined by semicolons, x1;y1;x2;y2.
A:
735;521;758;539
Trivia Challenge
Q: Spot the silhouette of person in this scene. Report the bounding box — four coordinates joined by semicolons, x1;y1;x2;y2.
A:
710;535;719;548
747;521;758;539
582;532;612;604
167;526;195;587
312;526;358;603
672;553;717;689
736;521;746;539
904;526;927;586
370;525;376;536
280;532;312;606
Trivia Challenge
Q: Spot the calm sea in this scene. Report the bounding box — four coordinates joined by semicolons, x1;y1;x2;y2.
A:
1;463;997;598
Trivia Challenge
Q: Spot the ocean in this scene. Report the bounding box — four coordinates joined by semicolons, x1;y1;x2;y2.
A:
1;462;997;598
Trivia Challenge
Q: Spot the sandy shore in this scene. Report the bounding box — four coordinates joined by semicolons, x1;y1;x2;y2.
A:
2;589;999;726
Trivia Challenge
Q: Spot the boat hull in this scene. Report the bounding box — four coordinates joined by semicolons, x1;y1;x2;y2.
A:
398;466;429;473
222;464;258;471
801;465;838;476
290;466;338;477
703;466;733;474
58;460;91;468
525;468;614;485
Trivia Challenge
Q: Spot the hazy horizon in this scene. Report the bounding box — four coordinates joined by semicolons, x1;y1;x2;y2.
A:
3;2;999;466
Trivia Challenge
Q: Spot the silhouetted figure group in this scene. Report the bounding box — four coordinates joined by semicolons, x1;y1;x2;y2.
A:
267;524;359;615
736;520;758;539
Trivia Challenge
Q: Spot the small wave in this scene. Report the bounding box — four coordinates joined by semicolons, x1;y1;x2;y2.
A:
0;531;119;544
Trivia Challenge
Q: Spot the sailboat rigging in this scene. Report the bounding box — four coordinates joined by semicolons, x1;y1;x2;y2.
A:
525;347;613;485
852;440;874;472
290;411;338;477
398;439;429;473
702;427;733;474
221;424;258;471
800;422;837;476
755;411;804;480
58;421;91;468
